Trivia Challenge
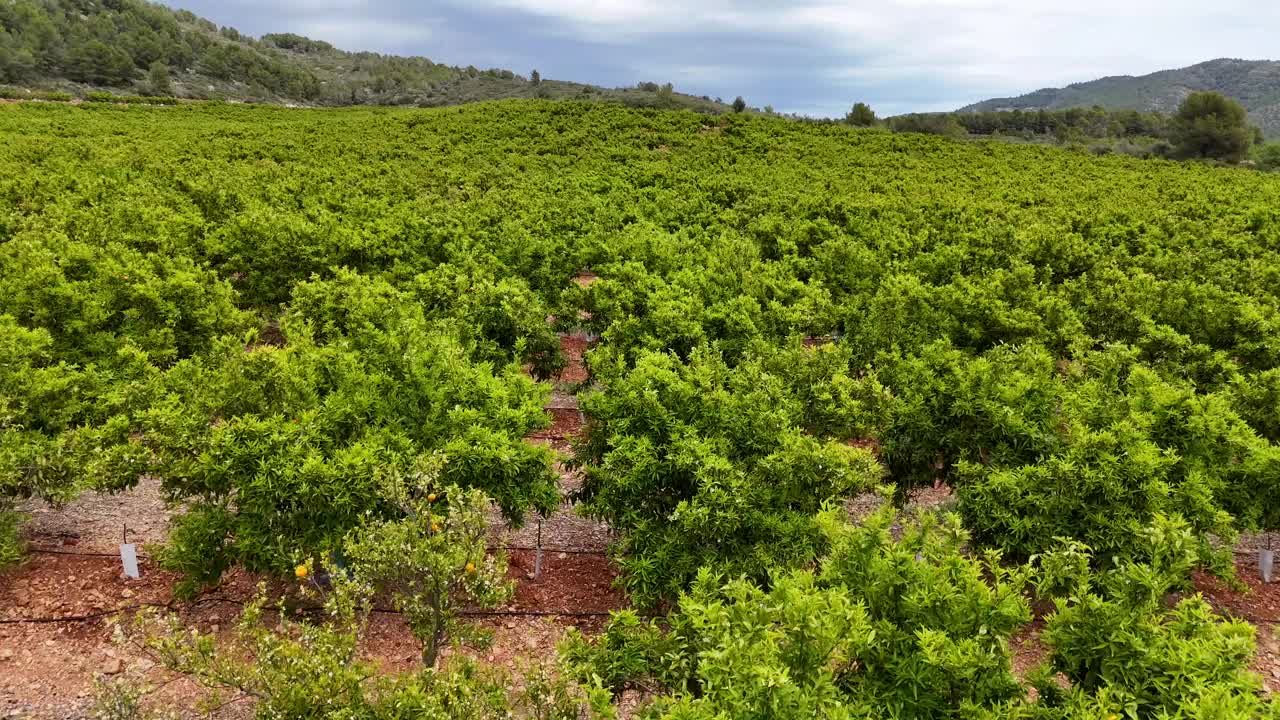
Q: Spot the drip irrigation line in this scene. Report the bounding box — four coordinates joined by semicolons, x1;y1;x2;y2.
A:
0;592;641;625
0;596;228;626
499;545;608;556
31;547;150;559
0;603;169;625
29;543;611;560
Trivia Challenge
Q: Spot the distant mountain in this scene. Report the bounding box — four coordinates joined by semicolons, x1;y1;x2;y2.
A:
0;0;731;112
960;59;1280;137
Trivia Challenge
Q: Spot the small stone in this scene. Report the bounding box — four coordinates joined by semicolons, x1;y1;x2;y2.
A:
504;621;516;629
0;648;12;661
101;658;124;675
133;658;155;673
210;624;220;634
557;552;567;560
120;588;135;599
12;591;27;607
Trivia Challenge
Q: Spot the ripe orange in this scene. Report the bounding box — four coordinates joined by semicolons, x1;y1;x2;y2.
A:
465;562;476;574
295;564;308;579
427;493;437;503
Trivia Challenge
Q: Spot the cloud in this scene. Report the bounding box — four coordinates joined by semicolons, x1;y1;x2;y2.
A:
164;0;1280;117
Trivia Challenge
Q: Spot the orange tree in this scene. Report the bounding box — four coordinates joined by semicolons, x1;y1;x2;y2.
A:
573;343;883;605
145;272;559;594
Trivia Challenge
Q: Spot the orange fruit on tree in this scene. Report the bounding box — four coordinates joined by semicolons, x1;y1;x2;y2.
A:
295;564;308;579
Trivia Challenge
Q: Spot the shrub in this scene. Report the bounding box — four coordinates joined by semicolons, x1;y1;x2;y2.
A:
134;573;600;719
147;281;558;592
1171;91;1254;163
574;346;882;605
90;679;145;720
566;509;1276;718
1254;142;1280;171
880;342;1268;569
846;102;877;127
0;509;23;567
342;476;513;666
409;268;565;379
0;315;158;522
134;555;611;720
565;505;1032;717
887;113;966;138
1033;516;1274;717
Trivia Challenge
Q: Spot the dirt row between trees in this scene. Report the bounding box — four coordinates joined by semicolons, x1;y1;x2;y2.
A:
5;331;1280;718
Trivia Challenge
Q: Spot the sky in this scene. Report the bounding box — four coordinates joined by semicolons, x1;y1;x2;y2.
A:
165;1;1280;118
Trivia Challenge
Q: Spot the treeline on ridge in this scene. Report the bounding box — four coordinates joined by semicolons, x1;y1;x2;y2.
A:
0;0;726;111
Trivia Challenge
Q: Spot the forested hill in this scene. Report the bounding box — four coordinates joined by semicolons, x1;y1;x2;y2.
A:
0;0;730;111
960;58;1280;137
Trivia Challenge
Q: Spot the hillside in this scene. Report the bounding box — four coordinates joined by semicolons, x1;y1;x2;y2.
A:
960;58;1280;136
0;0;730;112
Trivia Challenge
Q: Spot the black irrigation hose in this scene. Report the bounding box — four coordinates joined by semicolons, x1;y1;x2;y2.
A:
30;547;148;559
0;596;229;625
0;603;168;625
0;594;640;625
500;545;608;556
29;544;612;560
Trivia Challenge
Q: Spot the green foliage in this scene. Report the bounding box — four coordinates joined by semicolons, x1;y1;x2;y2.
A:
846;102;877;127
816;506;1032;716
343;477;513;666
731;96;746;113
147;60;171;96
953;106;1169;142
567;507;1031;718
1033;516;1275;717
91;679;146;720
137;572;598;720
0;313;159;509
567;511;1277;718
1172;91;1254;162
960;58;1280;139
887;113;966;138
140;577;379;718
0;508;23;567
5;99;1275;595
878;342;1267;565
65;40;136;86
574;345;882;605
146;300;557;589
1254;142;1280;171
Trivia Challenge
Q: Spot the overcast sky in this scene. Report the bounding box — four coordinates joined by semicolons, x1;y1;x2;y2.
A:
165;1;1280;117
